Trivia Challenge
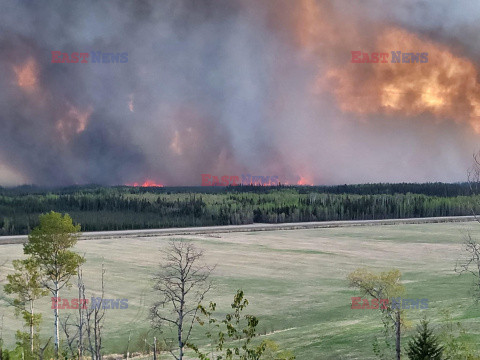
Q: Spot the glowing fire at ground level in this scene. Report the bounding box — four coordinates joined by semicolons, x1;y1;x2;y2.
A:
126;180;164;187
125;175;314;187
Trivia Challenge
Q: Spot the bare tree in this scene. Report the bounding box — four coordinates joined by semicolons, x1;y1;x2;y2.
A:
455;233;480;301
150;240;213;360
78;266;85;359
59;265;89;359
456;153;480;301
467;152;480;206
85;263;107;360
60;313;79;357
0;313;4;360
61;263;107;360
38;337;52;360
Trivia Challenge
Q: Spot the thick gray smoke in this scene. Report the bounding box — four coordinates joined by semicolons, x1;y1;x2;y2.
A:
0;0;479;186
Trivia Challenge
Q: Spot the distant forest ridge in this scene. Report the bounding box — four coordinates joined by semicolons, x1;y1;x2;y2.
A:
0;182;475;196
0;182;478;235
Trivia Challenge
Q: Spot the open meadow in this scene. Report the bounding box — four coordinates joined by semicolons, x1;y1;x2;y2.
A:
1;221;480;359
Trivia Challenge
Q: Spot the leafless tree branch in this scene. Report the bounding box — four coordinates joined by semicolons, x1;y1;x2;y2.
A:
150;240;214;360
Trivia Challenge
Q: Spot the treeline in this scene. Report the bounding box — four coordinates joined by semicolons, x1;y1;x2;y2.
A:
0;182;474;196
0;184;477;235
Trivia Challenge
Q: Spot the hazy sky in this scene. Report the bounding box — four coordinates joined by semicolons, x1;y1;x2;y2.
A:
1;0;480;186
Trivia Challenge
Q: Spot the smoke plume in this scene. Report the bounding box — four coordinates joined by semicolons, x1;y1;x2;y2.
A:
1;0;479;186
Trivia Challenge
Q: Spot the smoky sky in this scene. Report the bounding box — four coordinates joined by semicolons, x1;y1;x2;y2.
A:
0;0;479;186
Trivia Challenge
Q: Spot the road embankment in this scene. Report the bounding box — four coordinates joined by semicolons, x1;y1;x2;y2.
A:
0;215;476;245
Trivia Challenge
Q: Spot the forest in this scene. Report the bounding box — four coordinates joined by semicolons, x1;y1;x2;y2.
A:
0;183;477;235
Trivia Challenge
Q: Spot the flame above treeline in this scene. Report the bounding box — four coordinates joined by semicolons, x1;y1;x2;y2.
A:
126;180;164;187
126;174;312;187
1;0;480;187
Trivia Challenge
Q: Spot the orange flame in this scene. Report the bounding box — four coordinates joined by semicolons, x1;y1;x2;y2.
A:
323;28;480;122
13;57;38;91
296;175;314;186
127;179;164;187
280;175;314;186
284;0;480;133
315;28;480;132
128;94;134;112
56;104;93;141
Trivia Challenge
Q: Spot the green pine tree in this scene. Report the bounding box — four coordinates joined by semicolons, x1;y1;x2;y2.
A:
406;318;444;360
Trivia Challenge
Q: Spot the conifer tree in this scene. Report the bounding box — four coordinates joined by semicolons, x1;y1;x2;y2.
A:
406;318;443;360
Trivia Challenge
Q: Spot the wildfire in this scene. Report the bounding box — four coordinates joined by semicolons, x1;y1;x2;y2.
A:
56;104;93;141
127;179;164;187
170;130;182;155
319;27;480;132
128;94;134;112
243;180;277;186
280;176;314;186
13;57;38;91
296;175;314;186
281;0;480;134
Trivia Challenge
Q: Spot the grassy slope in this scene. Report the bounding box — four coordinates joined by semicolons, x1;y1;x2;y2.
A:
1;222;479;359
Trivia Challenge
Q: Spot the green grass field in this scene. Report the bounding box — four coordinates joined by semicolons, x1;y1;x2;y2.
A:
1;222;480;359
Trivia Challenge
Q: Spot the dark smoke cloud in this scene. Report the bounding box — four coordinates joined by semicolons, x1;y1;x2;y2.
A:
0;0;478;186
